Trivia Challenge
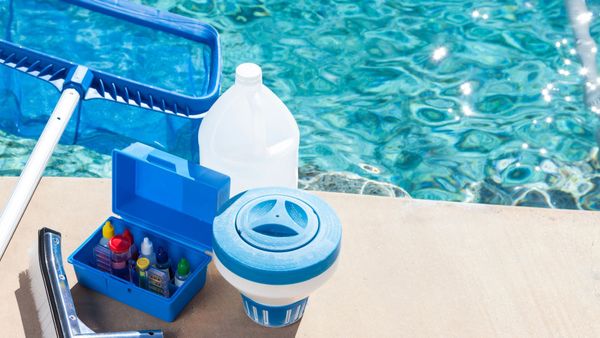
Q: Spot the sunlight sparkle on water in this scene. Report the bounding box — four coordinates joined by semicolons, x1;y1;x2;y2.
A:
432;46;448;61
462;105;474;116
460;82;473;95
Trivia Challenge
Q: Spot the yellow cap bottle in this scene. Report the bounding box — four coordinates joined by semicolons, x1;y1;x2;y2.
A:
136;257;150;270
100;221;114;247
137;257;150;289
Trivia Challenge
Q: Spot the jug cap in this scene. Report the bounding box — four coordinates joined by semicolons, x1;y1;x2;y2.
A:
235;63;262;86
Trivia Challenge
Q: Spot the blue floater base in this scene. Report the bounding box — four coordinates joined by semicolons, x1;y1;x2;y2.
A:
241;295;308;328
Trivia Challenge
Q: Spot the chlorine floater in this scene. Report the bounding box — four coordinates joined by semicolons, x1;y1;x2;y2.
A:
0;0;222;260
212;187;342;327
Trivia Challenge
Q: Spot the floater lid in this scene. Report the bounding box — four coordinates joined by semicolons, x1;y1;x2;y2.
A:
212;188;342;285
113;143;230;251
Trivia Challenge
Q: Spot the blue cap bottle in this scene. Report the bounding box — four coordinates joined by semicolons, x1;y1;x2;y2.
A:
155;247;171;280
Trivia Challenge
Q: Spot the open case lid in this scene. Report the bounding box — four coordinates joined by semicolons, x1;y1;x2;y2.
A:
112;143;230;251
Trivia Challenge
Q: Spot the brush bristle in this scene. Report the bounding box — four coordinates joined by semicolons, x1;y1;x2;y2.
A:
29;235;59;338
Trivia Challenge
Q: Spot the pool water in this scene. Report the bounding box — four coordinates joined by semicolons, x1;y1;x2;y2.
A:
2;0;211;97
1;0;600;209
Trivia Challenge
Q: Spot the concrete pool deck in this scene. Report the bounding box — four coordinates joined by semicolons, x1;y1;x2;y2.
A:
1;177;600;337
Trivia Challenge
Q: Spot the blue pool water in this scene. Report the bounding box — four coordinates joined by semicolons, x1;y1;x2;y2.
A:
1;0;600;209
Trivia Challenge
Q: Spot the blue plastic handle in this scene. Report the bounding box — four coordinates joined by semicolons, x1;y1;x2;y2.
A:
145;150;192;178
147;153;177;172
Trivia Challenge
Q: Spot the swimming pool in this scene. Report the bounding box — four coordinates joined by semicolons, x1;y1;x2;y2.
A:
1;0;600;209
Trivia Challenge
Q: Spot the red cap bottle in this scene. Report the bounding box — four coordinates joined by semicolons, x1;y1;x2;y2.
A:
109;235;130;254
108;235;131;279
122;229;138;260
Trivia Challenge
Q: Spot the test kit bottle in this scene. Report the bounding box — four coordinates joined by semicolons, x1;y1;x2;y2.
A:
136;257;150;290
140;237;156;265
108;235;131;280
199;63;300;196
94;221;114;272
99;221;114;247
155;247;171;280
123;229;138;260
174;258;190;287
129;259;138;285
147;267;170;297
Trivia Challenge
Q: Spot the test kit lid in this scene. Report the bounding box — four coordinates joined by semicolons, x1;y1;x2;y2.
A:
212;188;342;285
113;143;230;251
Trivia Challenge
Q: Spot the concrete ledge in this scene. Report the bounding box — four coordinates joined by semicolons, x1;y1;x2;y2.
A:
1;177;600;337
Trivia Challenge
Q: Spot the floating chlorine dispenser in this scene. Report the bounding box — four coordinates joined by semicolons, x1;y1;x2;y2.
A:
212;187;342;327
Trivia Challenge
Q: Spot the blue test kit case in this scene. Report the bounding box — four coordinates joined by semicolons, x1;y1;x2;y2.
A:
68;142;230;322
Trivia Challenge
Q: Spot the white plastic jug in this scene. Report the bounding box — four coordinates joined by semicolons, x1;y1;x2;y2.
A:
198;63;299;196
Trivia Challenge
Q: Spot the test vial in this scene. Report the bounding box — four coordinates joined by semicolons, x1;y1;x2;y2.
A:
108;235;131;280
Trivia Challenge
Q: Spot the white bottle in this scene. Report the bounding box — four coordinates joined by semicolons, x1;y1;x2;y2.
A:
140;237;156;265
199;63;300;196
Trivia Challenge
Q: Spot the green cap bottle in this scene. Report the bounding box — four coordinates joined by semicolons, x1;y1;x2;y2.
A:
175;258;190;287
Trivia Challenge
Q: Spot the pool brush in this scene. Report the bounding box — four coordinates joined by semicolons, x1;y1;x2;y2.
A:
29;227;163;338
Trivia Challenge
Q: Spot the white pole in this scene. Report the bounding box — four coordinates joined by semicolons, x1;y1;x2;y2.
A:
566;0;600;108
0;88;81;259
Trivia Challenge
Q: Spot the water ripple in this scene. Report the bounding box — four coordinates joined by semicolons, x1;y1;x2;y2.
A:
1;0;600;210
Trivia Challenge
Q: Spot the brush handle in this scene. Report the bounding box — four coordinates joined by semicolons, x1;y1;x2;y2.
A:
77;331;164;337
0;88;80;260
41;228;84;337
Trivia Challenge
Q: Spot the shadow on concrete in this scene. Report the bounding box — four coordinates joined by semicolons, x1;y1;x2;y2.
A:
15;270;43;338
14;254;299;337
70;265;301;337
